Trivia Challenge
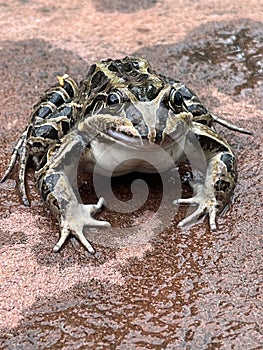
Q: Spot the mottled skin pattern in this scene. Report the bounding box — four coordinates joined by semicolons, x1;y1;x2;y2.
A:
1;57;251;254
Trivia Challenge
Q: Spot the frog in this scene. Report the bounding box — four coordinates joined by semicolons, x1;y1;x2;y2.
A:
1;56;251;254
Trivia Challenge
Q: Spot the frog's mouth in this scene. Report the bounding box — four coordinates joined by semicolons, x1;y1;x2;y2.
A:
83;113;190;148
105;123;188;149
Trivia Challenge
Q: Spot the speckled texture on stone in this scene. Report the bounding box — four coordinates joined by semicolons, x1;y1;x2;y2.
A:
0;0;262;348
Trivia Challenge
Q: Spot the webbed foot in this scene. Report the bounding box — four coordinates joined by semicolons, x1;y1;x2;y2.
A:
53;197;110;254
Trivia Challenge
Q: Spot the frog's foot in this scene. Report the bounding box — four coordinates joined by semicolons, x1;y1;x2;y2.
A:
173;183;219;231
53;197;111;254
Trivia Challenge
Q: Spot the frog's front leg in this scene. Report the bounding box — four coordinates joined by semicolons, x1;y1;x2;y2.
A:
174;123;237;230
36;131;110;254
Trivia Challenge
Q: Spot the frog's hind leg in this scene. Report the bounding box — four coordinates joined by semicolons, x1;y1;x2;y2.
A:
1;128;30;206
1;74;79;207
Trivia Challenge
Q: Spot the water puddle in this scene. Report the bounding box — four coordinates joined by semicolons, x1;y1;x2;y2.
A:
137;19;263;103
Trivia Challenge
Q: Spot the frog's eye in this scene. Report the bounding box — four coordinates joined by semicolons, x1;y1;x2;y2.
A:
107;90;123;106
169;89;184;110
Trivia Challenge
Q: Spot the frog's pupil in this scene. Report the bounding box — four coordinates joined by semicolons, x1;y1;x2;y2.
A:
107;93;120;105
172;91;183;106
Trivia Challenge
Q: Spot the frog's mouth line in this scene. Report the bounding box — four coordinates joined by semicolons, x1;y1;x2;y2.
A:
105;127;185;149
106;128;143;145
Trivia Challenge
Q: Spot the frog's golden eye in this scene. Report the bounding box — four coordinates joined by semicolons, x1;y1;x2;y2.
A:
169;89;184;110
107;90;123;106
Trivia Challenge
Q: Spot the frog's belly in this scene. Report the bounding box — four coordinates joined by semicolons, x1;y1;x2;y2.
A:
89;140;184;176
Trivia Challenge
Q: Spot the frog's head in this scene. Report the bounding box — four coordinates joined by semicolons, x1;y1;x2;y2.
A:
80;57;193;148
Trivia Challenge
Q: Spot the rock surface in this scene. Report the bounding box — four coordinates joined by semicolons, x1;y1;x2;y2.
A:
0;1;262;348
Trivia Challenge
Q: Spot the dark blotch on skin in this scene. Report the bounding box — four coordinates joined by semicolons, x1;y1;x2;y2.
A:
48;105;73;120
49;92;65;106
214;179;231;192
220;153;236;173
34;124;59;140
32;141;45;149
194;134;228;153
108;62;118;72
37;106;52;119
61;121;70;134
108;58;140;76
129;83;160;101
187;103;207;116
63;80;75;98
34;124;58;140
91;71;107;86
87;64;96;77
41;173;60;200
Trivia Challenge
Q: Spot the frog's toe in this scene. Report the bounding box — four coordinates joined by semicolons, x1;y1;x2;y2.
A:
173;197;196;205
71;229;96;254
53;226;96;254
53;198;110;253
88;218;111;227
174;192;218;230
91;197;107;215
208;208;217;231
177;204;218;230
177;204;207;228
53;226;77;253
